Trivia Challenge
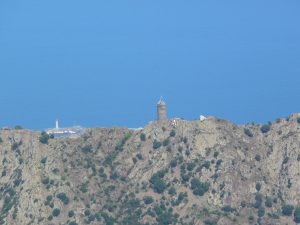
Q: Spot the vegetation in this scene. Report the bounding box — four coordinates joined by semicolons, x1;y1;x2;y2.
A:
150;170;167;193
260;124;271;133
140;133;146;141
57;193;69;205
153;140;162;149
282;204;294;216
190;178;210;196
39;131;50;144
52;208;60;217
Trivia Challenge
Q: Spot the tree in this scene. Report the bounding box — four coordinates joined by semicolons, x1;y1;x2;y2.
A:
170;130;176;137
190;178;210;196
143;196;154;205
39;132;50;144
260;124;271;133
140;133;146;141
294;207;300;223
52;208;60;217
282;204;294;216
153;140;162;149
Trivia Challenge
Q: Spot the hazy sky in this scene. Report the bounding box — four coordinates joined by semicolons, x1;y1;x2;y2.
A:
0;1;300;129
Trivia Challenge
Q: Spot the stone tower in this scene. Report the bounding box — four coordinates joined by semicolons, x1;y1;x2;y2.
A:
157;97;167;121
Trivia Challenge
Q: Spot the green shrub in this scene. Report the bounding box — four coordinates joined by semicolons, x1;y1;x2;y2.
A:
256;182;261;192
257;207;265;217
190;178;210;196
69;221;78;225
40;157;47;164
255;154;261;162
52;208;60;217
170;130;176;137
82;144;93;154
244;128;253;137
204;219;217;225
294;207;300;223
150;171;167;193
170;160;177;168
221;205;236;213
140;133;146;141
168;187;176;196
282;204;294;216
265;197;272;208
143;196;154;205
39;132;50;144
57;193;69;205
68;210;75;217
261;124;271;133
163;138;170;147
153;140;162;149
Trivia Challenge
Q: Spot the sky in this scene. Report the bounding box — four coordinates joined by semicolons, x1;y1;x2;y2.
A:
0;1;300;130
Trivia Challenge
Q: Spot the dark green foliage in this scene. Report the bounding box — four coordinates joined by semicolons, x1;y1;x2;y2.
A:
68;210;75;217
202;161;211;169
104;151;119;166
69;222;78;225
150;170;167;193
82;144;93;153
168;187;176;196
190;178;210;196
115;133;132;151
282;204;294;216
39;131;50;144
153;140;162;149
143;196;154;205
253;193;263;209
163;138;170;147
257;207;265;217
170;159;177;168
256;182;261;191
80;182;89;193
101;212;116;225
140;133;146;141
186;162;196;171
42;177;50;185
265;197;273;208
204;219;217;225
255;154;261;161
221;205;236;213
244;128;253;137
294;207;300;223
260;124;271;133
170;130;176;137
57;192;69;205
52;208;60;217
136;153;143;160
213;151;219;158
84;209;91;216
40;157;47;164
0;137;3;143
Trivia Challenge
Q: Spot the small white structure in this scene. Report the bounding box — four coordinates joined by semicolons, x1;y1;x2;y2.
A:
200;115;207;121
46;120;84;137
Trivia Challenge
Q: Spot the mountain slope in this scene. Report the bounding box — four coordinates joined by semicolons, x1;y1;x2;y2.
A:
0;115;300;225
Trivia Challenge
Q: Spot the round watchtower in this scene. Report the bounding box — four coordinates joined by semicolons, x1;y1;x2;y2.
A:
157;97;167;121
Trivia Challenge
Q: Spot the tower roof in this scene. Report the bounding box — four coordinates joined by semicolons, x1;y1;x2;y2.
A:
157;97;166;106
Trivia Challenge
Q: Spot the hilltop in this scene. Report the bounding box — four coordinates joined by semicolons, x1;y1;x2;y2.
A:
0;114;300;225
